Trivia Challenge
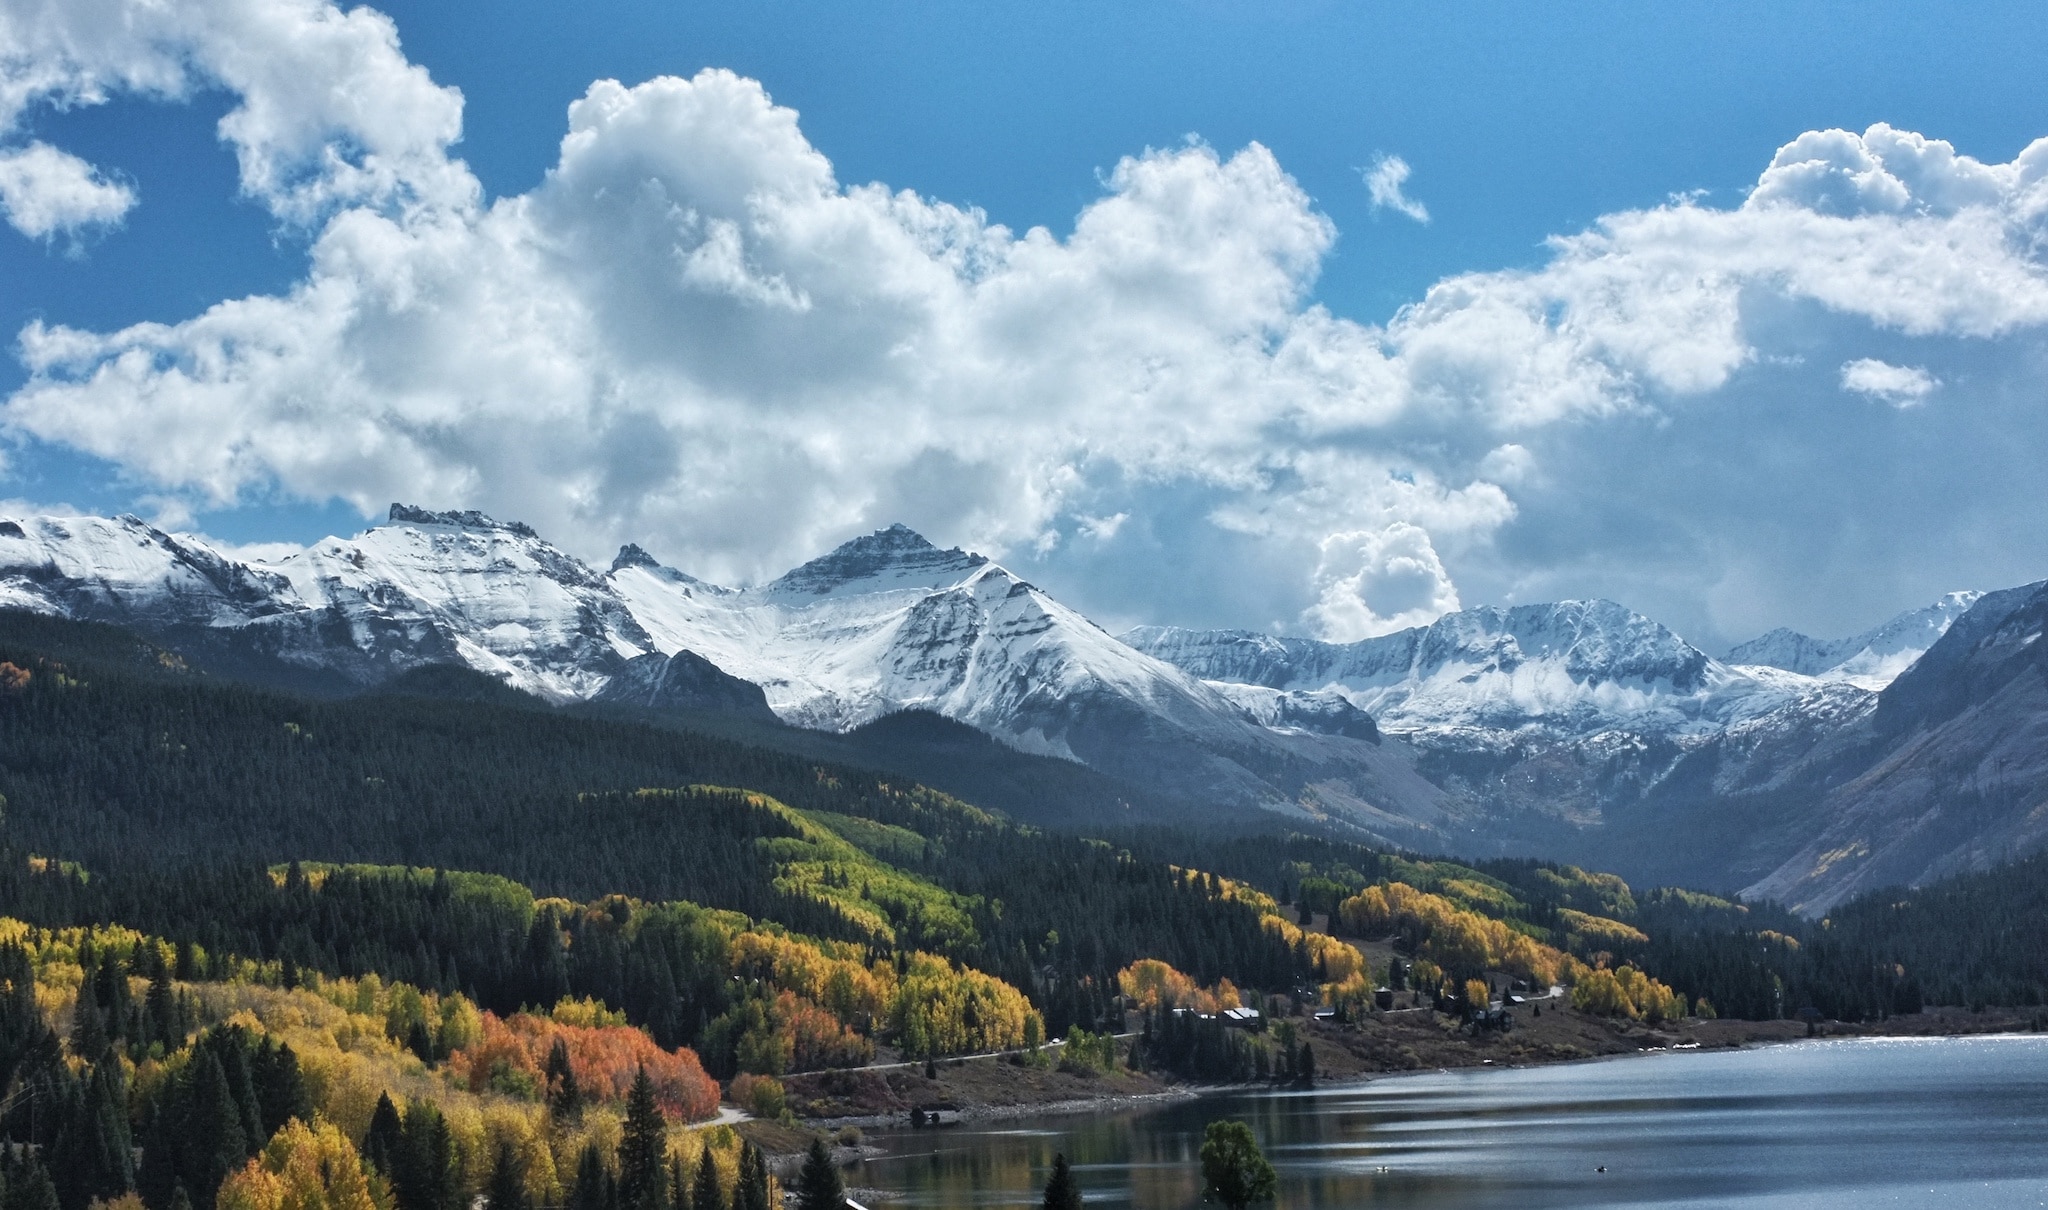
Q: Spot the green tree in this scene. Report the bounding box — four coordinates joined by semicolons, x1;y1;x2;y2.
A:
795;1138;843;1210
668;1156;691;1210
618;1066;669;1210
253;1038;314;1137
5;1154;60;1210
394;1100;462;1210
184;1050;249;1204
486;1140;531;1210
691;1146;722;1210
570;1144;613;1210
1199;1120;1276;1210
1041;1152;1084;1210
547;1036;582;1120
734;1143;772;1210
363;1092;405;1176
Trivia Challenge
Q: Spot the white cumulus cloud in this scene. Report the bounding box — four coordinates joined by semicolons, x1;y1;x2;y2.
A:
1302;523;1461;641
1364;153;1429;222
0;142;134;237
1839;357;1939;407
3;0;2048;636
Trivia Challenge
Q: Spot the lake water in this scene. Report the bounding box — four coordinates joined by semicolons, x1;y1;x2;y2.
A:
855;1036;2048;1208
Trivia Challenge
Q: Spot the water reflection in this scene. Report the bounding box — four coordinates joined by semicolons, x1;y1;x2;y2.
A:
856;1036;2048;1208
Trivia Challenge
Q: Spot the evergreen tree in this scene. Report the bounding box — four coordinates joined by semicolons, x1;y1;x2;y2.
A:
67;998;105;1060
691;1146;722;1210
796;1139;843;1210
570;1144;613;1210
485;1140;531;1210
1041;1152;1083;1210
734;1144;772;1210
144;961;180;1052
547;1036;582;1120
394;1100;461;1210
182;1051;249;1206
618;1066;669;1210
253;1038;314;1137
669;1155;692;1210
363;1091;405;1176
70;1052;135;1204
5;1155;59;1210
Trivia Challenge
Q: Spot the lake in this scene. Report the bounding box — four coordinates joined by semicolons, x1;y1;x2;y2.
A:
855;1035;2048;1208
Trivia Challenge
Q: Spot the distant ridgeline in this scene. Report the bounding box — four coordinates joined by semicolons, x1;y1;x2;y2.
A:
0;611;2042;1203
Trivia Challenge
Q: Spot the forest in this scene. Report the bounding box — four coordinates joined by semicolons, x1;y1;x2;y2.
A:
0;609;2045;1207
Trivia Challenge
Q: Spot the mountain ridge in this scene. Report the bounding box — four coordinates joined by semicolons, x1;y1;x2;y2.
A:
2;504;2037;907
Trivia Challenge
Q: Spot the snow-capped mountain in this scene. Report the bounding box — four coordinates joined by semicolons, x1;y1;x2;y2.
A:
1724;591;1981;690
6;504;2039;905
1123;600;1814;746
0;508;1452;842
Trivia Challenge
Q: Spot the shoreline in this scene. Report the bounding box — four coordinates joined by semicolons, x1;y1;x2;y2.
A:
778;1004;2042;1137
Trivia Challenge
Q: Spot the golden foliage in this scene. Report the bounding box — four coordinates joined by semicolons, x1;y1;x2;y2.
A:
216;1119;382;1210
1558;909;1649;947
1113;960;1241;1015
891;953;1033;1057
1570;964;1687;1022
1338;883;1571;986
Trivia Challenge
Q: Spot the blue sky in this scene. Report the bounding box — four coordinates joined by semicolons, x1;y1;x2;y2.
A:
3;0;2047;650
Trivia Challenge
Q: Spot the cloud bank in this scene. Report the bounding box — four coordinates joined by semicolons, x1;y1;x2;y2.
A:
4;0;2048;637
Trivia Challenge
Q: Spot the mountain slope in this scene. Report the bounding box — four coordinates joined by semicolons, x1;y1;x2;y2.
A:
1739;580;2048;913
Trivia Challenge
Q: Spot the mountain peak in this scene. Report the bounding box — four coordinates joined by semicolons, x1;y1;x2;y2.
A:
611;543;661;572
386;503;538;539
767;523;986;595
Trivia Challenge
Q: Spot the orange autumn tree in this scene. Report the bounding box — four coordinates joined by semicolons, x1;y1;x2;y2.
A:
449;1008;720;1121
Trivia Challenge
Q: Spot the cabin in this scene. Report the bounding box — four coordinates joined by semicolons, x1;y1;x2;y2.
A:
1221;1006;1265;1031
910;1101;963;1127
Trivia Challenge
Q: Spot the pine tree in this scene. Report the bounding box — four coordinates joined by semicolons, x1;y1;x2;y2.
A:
363;1091;405;1176
547;1036;582;1120
6;1154;60;1210
144;961;180;1052
691;1145;722;1210
796;1138;843;1210
253;1038;314;1136
618;1065;669;1210
395;1100;461;1210
734;1143;772;1210
1041;1152;1083;1210
182;1051;248;1205
571;1144;612;1210
76;1052;136;1201
669;1155;692;1210
485;1140;531;1210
